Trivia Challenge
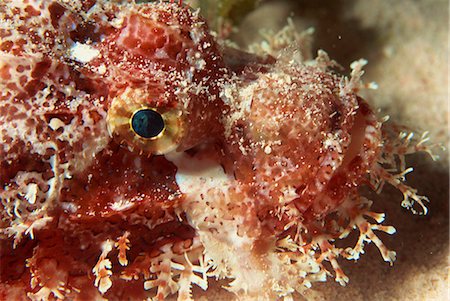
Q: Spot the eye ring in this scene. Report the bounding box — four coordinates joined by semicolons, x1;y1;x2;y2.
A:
107;87;185;155
130;108;166;140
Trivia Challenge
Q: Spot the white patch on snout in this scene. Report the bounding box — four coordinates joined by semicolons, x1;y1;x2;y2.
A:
164;151;229;195
69;42;100;63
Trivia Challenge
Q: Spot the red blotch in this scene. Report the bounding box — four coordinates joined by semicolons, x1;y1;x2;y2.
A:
62;144;180;221
31;60;52;79
48;2;66;28
81;0;97;12
70;22;100;43
23;79;46;97
24;5;40;17
0;40;13;52
0;64;11;80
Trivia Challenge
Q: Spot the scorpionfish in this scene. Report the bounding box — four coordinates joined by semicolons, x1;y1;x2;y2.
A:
0;0;433;300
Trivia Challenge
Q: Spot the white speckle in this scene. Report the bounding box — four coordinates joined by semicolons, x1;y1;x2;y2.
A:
111;18;123;28
264;145;272;154
48;118;65;131
25;216;53;239
195;58;206;70
189;27;204;44
61;202;77;213
97;64;107;75
154;48;169;59
69;42;100;63
24;183;38;204
110;196;134;211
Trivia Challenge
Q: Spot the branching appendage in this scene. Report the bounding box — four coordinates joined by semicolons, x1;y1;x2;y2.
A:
321;197;395;282
1;145;69;247
371;164;430;214
277;195;397;291
116;231;131;266
299;125;438;290
93;240;114;295
26;254;71;301
266;235;327;300
315;239;349;286
247;18;315;61
288;125;437;291
120;237;208;301
370;124;438;215
339;197;397;264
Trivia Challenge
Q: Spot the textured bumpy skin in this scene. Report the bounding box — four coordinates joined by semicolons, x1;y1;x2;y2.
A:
0;1;433;300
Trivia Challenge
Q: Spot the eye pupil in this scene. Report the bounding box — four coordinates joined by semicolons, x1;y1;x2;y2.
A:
131;109;165;139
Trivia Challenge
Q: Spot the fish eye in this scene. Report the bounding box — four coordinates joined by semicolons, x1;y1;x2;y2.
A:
107;88;185;155
131;108;165;139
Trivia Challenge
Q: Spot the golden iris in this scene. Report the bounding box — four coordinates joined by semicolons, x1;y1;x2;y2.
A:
107;87;185;155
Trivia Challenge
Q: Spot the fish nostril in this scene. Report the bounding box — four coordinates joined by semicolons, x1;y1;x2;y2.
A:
131;108;165;139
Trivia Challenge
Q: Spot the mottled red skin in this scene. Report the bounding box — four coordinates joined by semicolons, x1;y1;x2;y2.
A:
0;1;214;299
222;67;381;240
90;3;228;152
0;0;384;299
